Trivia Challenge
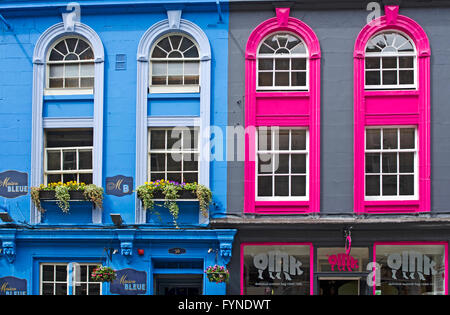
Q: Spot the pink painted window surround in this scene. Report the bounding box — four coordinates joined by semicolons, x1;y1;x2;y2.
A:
354;6;430;214
373;242;448;295
244;8;321;214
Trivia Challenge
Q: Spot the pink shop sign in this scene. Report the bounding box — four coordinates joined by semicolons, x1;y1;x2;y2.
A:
328;253;359;272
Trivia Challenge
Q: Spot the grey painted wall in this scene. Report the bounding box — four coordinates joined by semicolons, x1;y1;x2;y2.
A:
227;6;450;215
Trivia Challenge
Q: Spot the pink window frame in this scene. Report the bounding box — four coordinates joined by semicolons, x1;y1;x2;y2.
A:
373;242;448;295
240;242;314;295
353;5;430;214
244;8;321;214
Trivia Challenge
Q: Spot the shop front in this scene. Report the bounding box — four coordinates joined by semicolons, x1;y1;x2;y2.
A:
229;224;449;295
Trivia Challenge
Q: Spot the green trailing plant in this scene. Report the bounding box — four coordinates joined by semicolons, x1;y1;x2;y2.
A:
136;180;212;227
55;184;71;213
83;184;104;209
31;181;104;213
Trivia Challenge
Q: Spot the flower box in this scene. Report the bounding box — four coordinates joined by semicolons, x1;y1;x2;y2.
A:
151;189;197;200
39;190;86;201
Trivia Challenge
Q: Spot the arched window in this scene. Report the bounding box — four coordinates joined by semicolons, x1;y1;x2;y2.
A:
257;32;308;90
365;31;416;89
149;34;200;93
244;8;321;214
353;5;430;214
47;37;95;90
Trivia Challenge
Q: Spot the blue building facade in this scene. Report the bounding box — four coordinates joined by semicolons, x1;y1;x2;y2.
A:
0;0;235;295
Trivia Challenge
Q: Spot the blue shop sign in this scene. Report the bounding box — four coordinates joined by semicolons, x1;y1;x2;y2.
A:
110;269;147;295
0;170;28;198
106;175;133;197
0;277;27;295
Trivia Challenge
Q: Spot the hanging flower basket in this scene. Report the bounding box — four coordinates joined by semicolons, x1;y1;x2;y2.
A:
205;265;229;284
90;265;117;283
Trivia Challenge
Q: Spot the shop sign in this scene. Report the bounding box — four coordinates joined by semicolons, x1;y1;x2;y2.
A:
328;253;359;272
169;248;186;255
387;251;437;280
253;250;304;281
0;170;28;199
106;175;133;197
110;269;147;295
0;277;27;295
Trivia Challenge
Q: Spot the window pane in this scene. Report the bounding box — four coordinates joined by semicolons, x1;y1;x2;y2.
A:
275;72;289;86
291;129;306;150
49;78;64;88
150;153;165;172
382;70;397;85
258;129;272;151
258;154;273;174
291;154;306;174
365;57;380;69
80;77;94;88
88;284;101;295
399;152;414;173
183;154;198;171
78;150;92;170
150;130;165;150
399;175;414;195
55;283;67;295
47;151;61;171
382;175;397;195
274;176;289;196
75;284;87;295
55;265;67;281
382;57;397;68
365;71;380;85
167;173;181;183
274;129;289;150
168;75;183;85
382;153;397;173
80;63;94;77
43;265;54;281
383;129;398;149
65;64;79;77
152;62;167;75
366;175;380;196
167;153;182;171
292;58;306;70
258;72;273;86
79;48;94;60
258;176;272;196
79;173;92;185
152;76;166;85
65;78;79;88
275;59;289;70
184;61;199;75
47;174;61;184
49;64;64;78
63;150;76;170
152;46;167;58
183;45;199;58
274;154;289;174
365;153;380;173
42;283;54;295
399;70;414;84
291;72;306;87
399;56;414;68
63;174;77;183
183;172;198;183
54;41;68;55
366;129;381;149
400;128;415;149
168;62;183;75
291;176;306;196
258;59;273;70
151;173;165;182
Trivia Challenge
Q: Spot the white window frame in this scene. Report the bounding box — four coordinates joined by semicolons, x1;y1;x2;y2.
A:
147;127;200;184
44;146;94;185
149;33;200;94
45;36;95;96
364;126;418;201
39;263;102;296
255;127;309;201
364;31;417;90
256;32;309;92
